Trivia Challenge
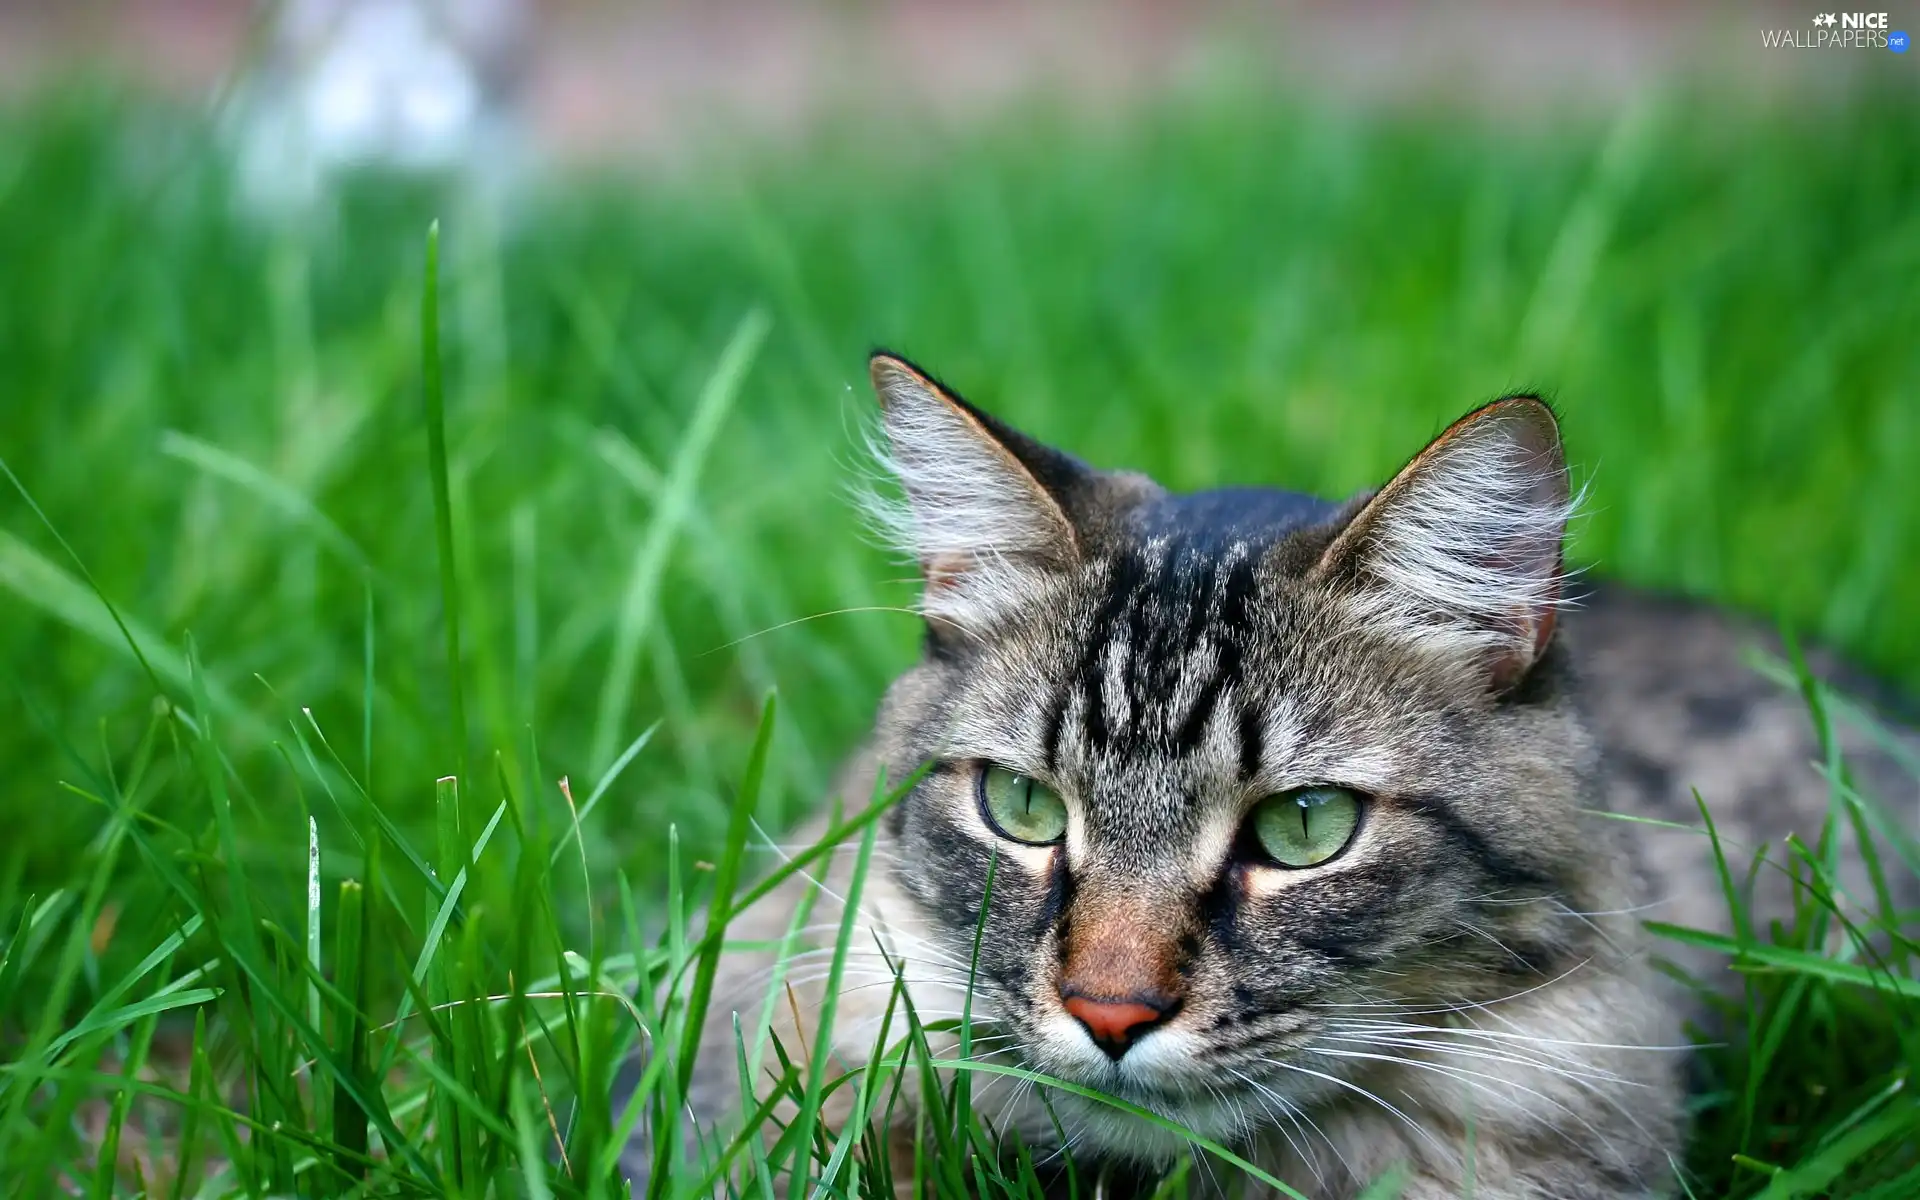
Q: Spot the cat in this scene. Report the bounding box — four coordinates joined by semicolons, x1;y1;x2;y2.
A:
629;353;1915;1198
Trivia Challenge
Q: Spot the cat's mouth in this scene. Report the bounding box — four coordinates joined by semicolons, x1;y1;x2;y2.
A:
1009;1012;1328;1110
1058;1069;1285;1150
972;1014;1340;1150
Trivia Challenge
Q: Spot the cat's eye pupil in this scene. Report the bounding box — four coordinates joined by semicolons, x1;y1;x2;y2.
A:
978;764;1068;847
1250;786;1362;868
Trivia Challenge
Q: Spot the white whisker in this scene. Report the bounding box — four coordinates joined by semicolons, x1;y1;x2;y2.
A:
1258;1056;1451;1160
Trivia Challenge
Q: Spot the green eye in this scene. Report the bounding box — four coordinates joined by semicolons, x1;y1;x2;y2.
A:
1251;787;1362;868
977;765;1069;846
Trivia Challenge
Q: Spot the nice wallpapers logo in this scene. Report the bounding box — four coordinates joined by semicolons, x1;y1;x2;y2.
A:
1762;12;1911;50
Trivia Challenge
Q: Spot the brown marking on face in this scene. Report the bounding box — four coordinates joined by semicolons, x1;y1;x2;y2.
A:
1056;889;1191;1012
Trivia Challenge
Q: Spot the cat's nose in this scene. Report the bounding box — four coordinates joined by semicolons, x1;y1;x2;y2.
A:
1062;993;1177;1059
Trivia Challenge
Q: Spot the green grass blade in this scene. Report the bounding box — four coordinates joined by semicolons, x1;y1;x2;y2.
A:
421;219;470;784
159;429;372;573
1644;922;1920;999
588;308;770;772
376;795;507;1083
896;1056;1310;1200
332;877;370;1178
951;848;998;1151
42;988;222;1063
167;1008;211;1200
550;721;661;867
295;708;445;909
0;457;168;700
650;692;777;1196
0;530;265;741
793;809;880;1192
509;1072;558;1200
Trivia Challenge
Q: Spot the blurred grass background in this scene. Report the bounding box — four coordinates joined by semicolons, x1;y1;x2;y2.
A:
1;74;1917;947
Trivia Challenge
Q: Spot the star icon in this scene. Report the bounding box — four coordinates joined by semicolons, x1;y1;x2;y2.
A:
1814;12;1838;26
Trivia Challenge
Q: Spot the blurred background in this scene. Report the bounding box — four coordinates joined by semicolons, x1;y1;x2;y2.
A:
0;1;1915;922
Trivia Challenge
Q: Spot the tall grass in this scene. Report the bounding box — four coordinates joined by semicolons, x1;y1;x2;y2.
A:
0;78;1916;1195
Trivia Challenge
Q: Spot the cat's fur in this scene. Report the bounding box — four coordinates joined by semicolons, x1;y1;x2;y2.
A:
634;354;1915;1199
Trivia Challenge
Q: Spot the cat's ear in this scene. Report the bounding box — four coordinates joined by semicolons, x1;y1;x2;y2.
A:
866;353;1083;634
1313;396;1575;691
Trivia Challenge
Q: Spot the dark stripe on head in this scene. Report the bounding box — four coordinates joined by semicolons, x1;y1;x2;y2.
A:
1078;545;1269;761
1172;554;1258;755
1176;549;1223;655
1197;867;1247;955
1404;795;1560;892
1077;550;1151;752
1117;550;1164;740
1041;683;1069;774
1035;849;1075;942
1237;704;1265;781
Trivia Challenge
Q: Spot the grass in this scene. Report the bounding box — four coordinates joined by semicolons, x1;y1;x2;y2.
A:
0;72;1916;1196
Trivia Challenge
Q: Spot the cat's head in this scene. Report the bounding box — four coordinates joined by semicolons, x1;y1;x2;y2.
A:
858;353;1612;1158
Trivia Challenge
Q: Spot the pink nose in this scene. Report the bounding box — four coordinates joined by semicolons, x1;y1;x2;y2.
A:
1062;995;1172;1058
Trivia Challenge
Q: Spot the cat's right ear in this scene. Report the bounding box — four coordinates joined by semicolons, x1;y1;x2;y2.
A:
1310;396;1575;692
866;353;1084;636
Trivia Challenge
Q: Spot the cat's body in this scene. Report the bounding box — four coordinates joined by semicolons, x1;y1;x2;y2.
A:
633;357;1914;1199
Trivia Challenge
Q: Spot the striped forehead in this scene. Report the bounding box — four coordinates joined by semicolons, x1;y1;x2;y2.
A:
1045;537;1265;782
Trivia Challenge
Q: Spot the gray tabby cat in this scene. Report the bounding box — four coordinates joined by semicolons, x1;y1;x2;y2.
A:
645;354;1913;1198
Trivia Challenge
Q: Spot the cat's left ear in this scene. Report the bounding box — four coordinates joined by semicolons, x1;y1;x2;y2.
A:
1312;396;1574;692
867;353;1087;635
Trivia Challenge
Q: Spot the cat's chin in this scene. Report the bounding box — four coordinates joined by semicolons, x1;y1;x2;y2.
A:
979;1017;1349;1166
1006;1025;1300;1135
1040;1086;1263;1167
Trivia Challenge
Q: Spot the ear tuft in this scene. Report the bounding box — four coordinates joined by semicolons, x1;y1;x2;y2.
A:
1316;397;1578;688
860;354;1081;633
